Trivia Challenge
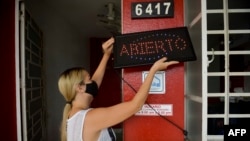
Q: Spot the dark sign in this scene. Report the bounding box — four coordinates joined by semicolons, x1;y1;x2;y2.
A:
131;0;174;19
113;27;196;68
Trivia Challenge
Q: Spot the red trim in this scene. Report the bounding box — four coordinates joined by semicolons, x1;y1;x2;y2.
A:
0;0;17;140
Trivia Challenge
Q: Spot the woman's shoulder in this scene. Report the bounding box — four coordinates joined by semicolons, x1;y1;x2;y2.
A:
68;109;92;121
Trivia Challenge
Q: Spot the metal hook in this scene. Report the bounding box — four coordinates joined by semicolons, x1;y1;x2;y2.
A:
207;48;215;67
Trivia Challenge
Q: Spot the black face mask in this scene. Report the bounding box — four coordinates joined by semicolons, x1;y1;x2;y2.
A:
85;81;98;97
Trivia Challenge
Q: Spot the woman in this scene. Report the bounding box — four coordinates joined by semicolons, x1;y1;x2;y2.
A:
58;37;179;141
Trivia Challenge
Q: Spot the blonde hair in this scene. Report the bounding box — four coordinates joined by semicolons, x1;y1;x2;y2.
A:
58;67;88;141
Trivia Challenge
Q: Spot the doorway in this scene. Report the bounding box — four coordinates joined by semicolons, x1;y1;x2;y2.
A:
19;2;47;141
204;0;250;140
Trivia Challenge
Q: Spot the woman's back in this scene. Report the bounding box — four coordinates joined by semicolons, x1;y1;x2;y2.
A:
67;109;116;141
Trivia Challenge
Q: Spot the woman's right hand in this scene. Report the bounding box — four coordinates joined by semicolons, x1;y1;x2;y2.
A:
102;37;114;56
151;57;179;72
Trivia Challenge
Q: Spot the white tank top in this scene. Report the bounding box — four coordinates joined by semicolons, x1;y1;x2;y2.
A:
67;109;116;141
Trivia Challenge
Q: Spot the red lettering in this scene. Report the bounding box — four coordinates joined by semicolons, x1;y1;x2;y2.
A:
175;37;187;51
130;43;139;55
120;44;129;56
165;39;173;51
155;40;166;53
139;42;146;55
119;36;187;57
146;41;155;54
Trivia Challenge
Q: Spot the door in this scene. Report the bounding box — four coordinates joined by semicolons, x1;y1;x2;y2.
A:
203;0;250;140
19;2;47;141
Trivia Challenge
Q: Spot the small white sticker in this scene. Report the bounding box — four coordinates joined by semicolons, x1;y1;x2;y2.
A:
142;71;165;94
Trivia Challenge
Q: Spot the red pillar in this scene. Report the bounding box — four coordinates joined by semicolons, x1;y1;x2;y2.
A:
0;0;17;140
122;0;184;140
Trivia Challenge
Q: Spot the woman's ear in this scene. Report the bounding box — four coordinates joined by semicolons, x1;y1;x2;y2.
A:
76;84;85;93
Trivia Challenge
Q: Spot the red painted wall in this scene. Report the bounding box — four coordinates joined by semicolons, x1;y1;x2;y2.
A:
89;38;122;128
0;0;17;140
122;0;184;140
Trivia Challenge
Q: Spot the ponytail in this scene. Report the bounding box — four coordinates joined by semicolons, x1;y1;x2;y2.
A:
60;104;71;141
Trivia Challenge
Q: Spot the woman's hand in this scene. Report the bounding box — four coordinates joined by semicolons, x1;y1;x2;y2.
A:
102;37;114;56
151;57;179;72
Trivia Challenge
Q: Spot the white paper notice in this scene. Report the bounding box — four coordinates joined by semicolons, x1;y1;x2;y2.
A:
135;104;173;116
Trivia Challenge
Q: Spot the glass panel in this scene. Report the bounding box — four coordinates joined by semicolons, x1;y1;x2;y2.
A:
229;13;250;30
28;25;41;47
25;35;30;49
25;48;30;61
31;43;40;56
208;97;224;114
32;53;40;64
26;76;31;88
207;34;224;51
208;55;225;72
32;79;41;88
229;55;250;72
29;63;41;77
208;118;224;135
30;96;42;114
244;76;250;92
208;76;225;93
228;0;250;9
229;118;250;125
230;99;250;114
207;0;223;9
230;76;250;93
229;34;250;51
207;13;224;30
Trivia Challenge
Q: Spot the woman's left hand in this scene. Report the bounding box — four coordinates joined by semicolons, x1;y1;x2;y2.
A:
102;37;114;55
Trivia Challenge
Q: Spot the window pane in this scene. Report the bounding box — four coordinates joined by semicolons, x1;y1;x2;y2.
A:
230;100;250;114
208;55;225;72
229;55;250;72
208;97;224;114
229;118;250;125
229;13;250;30
207;13;224;30
228;0;250;9
229;34;250;51
208;118;224;135
230;76;250;93
207;0;223;9
207;34;224;51
208;76;225;93
244;76;250;92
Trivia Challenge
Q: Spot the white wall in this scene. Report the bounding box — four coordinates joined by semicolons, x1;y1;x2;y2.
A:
184;0;203;140
26;1;90;140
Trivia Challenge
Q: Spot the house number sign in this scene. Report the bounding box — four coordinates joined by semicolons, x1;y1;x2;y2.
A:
131;0;174;19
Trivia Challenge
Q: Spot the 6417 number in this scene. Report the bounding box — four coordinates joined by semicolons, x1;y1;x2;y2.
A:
131;0;174;19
